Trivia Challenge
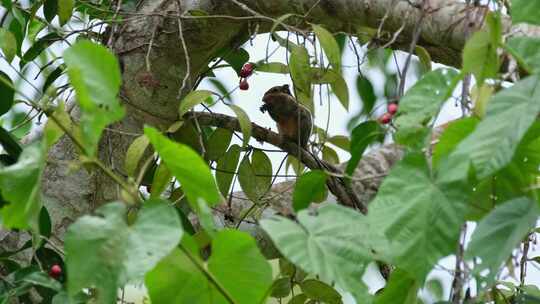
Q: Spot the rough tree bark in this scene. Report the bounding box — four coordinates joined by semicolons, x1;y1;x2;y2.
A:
2;0;539;255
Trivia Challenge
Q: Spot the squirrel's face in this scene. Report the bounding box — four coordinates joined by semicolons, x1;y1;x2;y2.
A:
262;84;292;103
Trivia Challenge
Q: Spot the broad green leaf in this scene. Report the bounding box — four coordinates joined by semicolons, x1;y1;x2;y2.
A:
145;127;221;207
0;28;17;62
124;135;150;177
312;24;341;72
0;143;44;230
465;197;540;282
147;230;272;304
374;269;418;304
228;104;251;147
221;48;249;75
471;83;494;118
65;200;182;303
206;128;232;161
432;117;479;169
58;0;74;25
63;40;125;156
22;32;62;65
208;230;273;303
327;135;350;152
300;279;342;304
289;294;308;304
271;33;300;51
256;62;289;74
0;126;22;162
290;45;313;111
44;102;73;148
425;278;444;300
462;29;498;85
511;0;540;25
346;121;384;176
0;71;14;116
439;75;540;181
394;68;460;146
356;76;376;114
150;161;172;199
261;204;376;298
506;36;540;74
368;153;468;282
43;0;58;22
237;151;272;202
27;18;46;42
414;45;432;73
208;79;231;102
216;144;241;196
23;271;62;291
322;145;339;164
270;277;291;298
178;90;213;117
311;68;348;110
293;170;327;211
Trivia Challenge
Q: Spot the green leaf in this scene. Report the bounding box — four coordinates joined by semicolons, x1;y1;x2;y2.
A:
300;279;342;304
256;62;289;74
414;46;432;73
260;204;374;298
425;278;444;300
43;0;58;22
329;71;349;110
178;90;213;117
0;71;15;116
346;121;384;176
270;277;291;298
0;143;45;230
22;32;62;65
322;145;339;164
44;102;73;148
23;271;62;291
462;29;498;85
57;0;74;25
394;68;460;146
150;161;172;199
293;170;327;211
270;14;295;33
145;127;221;207
327;135;350;152
65;200;182;303
228;104;251;147
221;48;249;75
208;79;231;102
0;28;17;62
374;269;418;304
356;76;376;114
289;294;308;304
237;150;272;202
368;153;467;282
63;40;125;156
42;65;64;93
206;128;233;161
511;0;540;25
312;24;341;72
216;144;241;196
439;75;540;181
465;197;540;282
146;230;272;304
506;36;540;74
432;117;479;169
290;45;313;112
124;135;150;177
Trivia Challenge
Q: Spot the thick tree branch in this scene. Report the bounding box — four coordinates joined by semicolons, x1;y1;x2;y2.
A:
184;111;367;213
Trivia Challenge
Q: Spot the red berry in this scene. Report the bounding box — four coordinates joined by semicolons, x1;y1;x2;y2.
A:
49;264;62;279
239;63;254;78
387;103;398;115
378;113;392;124
239;79;249;90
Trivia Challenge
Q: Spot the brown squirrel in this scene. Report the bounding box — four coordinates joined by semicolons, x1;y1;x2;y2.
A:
260;84;312;148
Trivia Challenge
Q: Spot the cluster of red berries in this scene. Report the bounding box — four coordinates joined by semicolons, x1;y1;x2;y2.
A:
239;63;254;90
49;264;62;279
378;103;399;124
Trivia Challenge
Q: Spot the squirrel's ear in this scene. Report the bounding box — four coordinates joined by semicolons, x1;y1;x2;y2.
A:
282;84;291;94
